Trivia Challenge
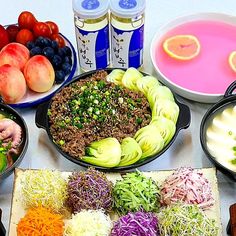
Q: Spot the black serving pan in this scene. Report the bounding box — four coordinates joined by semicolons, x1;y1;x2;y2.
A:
0;209;6;236
200;81;236;181
0;102;28;180
35;68;190;171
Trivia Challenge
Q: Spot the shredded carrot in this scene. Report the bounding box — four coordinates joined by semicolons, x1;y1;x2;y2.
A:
17;206;64;236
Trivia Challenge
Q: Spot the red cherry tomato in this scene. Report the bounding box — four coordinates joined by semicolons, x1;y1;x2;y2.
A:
18;11;37;30
45;21;59;35
51;34;65;48
33;22;51;38
0;25;9;50
16;29;34;45
6;25;20;42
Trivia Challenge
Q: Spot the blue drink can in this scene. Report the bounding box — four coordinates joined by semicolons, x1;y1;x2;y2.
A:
73;0;110;71
110;0;146;69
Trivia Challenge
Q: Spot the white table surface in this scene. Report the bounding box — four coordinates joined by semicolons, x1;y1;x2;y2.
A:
1;0;236;235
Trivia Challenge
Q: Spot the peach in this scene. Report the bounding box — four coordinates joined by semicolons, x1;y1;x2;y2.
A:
0;42;30;71
24;55;55;92
0;64;27;103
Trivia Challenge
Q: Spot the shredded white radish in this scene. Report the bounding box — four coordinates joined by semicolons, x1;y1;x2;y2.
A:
64;209;112;236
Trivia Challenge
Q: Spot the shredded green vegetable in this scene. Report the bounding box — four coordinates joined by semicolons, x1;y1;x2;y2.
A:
158;203;219;236
113;171;160;215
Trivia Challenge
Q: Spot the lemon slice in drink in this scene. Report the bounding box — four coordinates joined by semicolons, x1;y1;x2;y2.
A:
229;51;236;72
163;35;200;60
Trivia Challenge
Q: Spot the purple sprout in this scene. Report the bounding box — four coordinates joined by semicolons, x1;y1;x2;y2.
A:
66;168;113;213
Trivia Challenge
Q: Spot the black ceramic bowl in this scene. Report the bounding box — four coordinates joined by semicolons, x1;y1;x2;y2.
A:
35;68;190;171
0;103;28;180
0;209;5;236
200;81;236;181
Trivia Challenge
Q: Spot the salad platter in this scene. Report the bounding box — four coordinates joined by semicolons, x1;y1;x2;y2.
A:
9;167;222;235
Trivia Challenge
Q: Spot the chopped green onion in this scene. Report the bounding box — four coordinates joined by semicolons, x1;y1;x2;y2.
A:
81;85;87;91
136;98;142;103
118;97;124;104
231;158;236;164
87;107;93;113
136;117;143;124
59;140;65;145
65;118;71;124
75;123;83;129
94;99;99;104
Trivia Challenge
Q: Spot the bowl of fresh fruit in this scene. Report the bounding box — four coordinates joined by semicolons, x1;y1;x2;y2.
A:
0;11;77;108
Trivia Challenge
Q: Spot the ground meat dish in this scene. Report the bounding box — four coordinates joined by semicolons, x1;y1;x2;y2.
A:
48;70;151;158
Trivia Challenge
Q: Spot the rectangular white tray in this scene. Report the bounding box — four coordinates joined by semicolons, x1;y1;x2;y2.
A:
9;167;222;236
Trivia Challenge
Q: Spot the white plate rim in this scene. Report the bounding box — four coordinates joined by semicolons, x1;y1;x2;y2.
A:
150;12;236;103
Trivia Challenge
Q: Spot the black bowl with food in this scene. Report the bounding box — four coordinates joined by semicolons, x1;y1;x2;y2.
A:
35;68;190;171
0;209;5;236
0;102;28;180
200;81;236;181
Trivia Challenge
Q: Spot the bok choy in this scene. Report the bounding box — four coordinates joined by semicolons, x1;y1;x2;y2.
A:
147;86;174;109
82;138;121;167
106;69;125;85
134;124;165;159
150;116;176;145
152;99;179;124
121;67;143;91
118;137;142;166
136;75;160;96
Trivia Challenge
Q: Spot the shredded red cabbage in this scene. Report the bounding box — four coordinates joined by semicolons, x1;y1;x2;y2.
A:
111;211;160;236
66;168;113;213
